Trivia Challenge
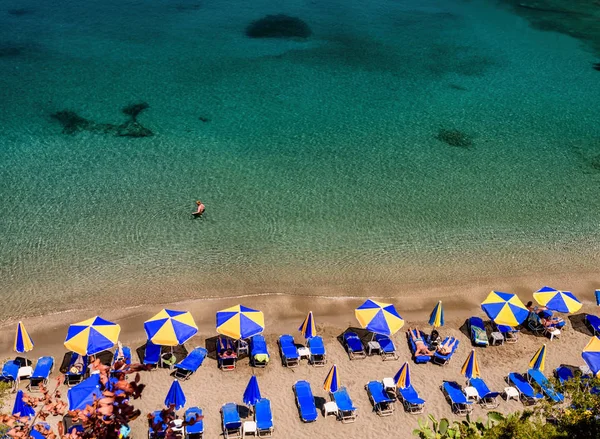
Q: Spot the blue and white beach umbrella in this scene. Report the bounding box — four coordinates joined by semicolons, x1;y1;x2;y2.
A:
165;379;186;410
243;375;262;407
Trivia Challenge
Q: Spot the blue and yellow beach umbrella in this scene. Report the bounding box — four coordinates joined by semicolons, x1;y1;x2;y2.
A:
144;309;198;346
428;301;445;328
533;287;582;314
355;299;404;336
323;364;339;393
481;291;529;327
529;344;547;372
461;349;481;380
394;362;412;389
14;322;34;354
64;316;121;356
299;311;316;339
582;336;600;378
216;305;264;340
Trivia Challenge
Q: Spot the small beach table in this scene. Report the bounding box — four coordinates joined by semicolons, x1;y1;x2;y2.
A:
367;341;381;356
243;421;256;436
297;347;310;361
324;401;338;418
490;332;504;346
504;386;519;401
464;386;479;401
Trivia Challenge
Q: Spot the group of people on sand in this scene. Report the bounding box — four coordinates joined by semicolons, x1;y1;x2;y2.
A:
408;327;458;357
526;301;565;329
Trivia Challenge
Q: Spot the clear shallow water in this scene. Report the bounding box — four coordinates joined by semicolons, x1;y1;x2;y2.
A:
1;0;599;319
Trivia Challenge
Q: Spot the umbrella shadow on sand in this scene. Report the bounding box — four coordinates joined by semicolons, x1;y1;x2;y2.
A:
336;327;372;350
568;313;594;336
135;343;188;365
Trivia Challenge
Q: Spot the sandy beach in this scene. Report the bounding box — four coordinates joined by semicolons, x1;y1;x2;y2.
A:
2;272;599;438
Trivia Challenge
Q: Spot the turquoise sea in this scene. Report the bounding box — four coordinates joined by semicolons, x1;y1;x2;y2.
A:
1;0;599;320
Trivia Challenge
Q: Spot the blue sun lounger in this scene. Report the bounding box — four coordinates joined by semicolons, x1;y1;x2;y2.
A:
374;334;398;360
221;403;242;439
65;353;88;386
527;369;564;403
407;329;432;364
433;337;459;365
255;398;274;436
307;336;326;366
507;373;543;405
365;381;394;416
397;383;425;414
174;347;208;380
442;381;473;416
250;335;270;368
28;357;55;391
148;410;167;439
0;360;19;391
293;380;318;422
343;332;366;360
586;314;600;336
331;387;357;423
278;335;299;368
468;317;489;347
496;324;519;343
185;407;204;439
468;377;500;409
554;366;574;385
143;342;161;368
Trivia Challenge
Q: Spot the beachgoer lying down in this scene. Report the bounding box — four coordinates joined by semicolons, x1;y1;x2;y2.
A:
436;337;458;355
408;328;434;356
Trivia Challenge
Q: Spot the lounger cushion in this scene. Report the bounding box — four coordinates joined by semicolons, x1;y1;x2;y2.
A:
144;342;161;365
527;369;564;403
374;334;395;353
469;378;500;400
443;381;471;405
344;333;364;352
294;381;318;422
31;357;54;379
508;373;543;399
255;398;273;430
332;387;356;412
185;407;204;434
367;381;393;404
175;347;208;372
308;336;325;355
222;403;242;428
279;335;299;360
398;384;425;405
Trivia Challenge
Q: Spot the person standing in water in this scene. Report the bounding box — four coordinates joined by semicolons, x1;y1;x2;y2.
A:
194;200;205;218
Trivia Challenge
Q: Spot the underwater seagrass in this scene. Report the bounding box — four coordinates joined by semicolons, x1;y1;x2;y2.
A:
51;102;153;137
435;128;474;148
245;14;312;39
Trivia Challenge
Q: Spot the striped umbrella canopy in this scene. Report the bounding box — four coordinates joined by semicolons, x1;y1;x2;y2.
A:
299;311;316;339
165;379;186;410
216;305;264;340
14;321;34;354
481;291;529;327
533;287;582;314
461;349;481;380
355;299;404;336
529;344;547;372
428;301;444;328
582;336;600;377
394;362;412;389
243;375;262;406
144;309;198;346
323;364;339;393
64;316;121;356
